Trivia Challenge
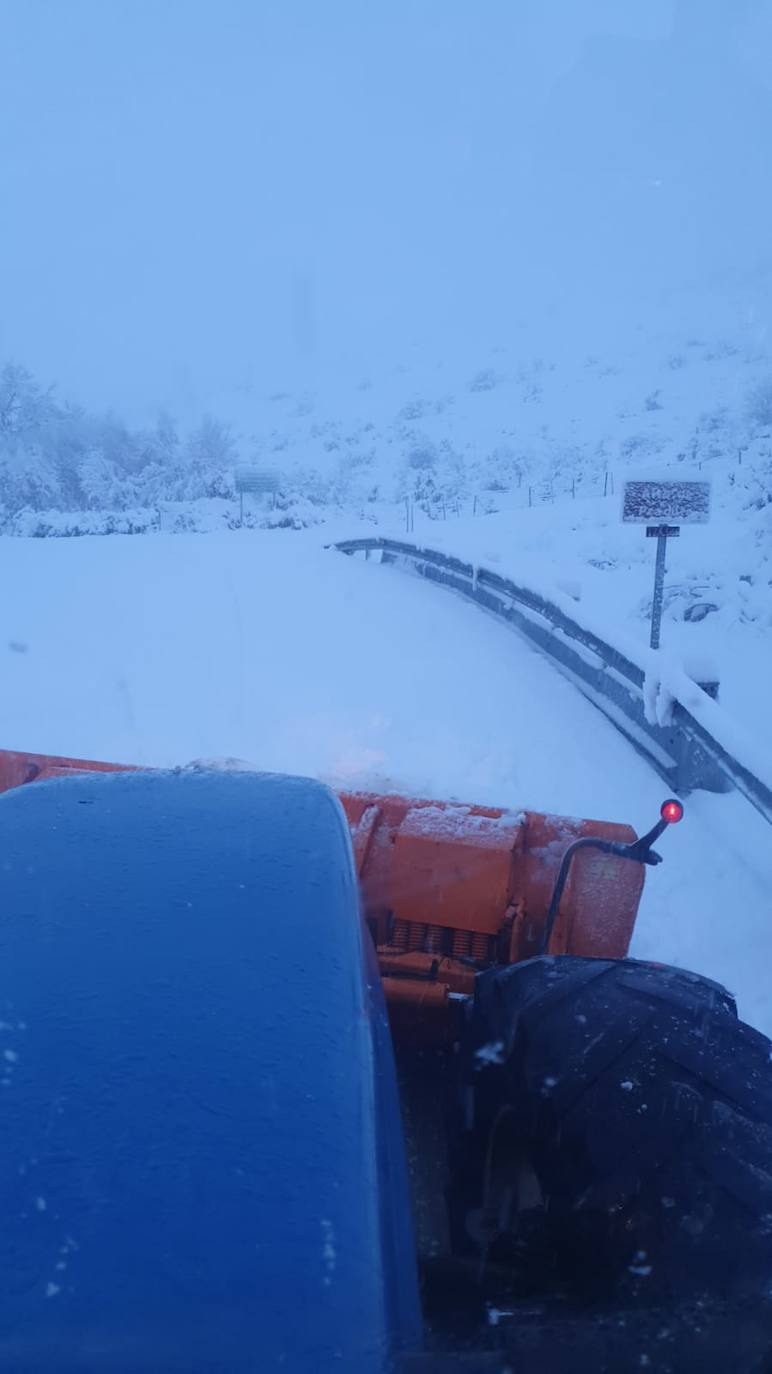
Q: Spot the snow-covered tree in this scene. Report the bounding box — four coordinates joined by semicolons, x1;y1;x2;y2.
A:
182;416;237;499
0;362;58;442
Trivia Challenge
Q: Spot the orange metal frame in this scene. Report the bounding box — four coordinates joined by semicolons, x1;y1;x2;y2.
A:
0;750;645;1041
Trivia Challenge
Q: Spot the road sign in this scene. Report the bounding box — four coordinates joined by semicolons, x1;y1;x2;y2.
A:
621;479;711;650
645;524;680;539
621;479;711;525
234;467;280;525
235;467;279;495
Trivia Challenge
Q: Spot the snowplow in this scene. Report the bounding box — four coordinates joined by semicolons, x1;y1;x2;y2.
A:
1;748;771;1372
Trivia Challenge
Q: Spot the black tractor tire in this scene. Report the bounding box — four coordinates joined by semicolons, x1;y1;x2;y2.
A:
451;955;772;1305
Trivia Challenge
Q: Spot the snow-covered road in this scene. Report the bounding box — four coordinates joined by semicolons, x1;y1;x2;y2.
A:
1;528;770;1032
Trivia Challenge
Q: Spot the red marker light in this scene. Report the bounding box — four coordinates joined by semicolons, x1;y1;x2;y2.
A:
661;799;684;824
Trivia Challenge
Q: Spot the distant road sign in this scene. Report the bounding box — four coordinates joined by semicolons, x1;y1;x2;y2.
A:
621;479;710;650
235;467;280;526
622;479;711;525
235;467;279;495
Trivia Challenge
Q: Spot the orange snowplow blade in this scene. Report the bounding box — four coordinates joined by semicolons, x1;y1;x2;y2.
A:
0;748;131;791
340;791;643;1039
0;750;644;1042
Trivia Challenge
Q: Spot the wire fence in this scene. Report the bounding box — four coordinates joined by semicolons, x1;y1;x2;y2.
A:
402;470;618;532
402;434;771;534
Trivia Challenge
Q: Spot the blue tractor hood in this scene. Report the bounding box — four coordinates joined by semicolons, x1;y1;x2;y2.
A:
0;769;421;1372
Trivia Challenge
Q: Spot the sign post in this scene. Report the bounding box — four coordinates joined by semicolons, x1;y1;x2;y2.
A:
646;524;679;649
234;468;280;526
621;478;711;650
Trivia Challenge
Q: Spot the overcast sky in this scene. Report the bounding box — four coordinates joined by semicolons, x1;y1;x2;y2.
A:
1;0;769;420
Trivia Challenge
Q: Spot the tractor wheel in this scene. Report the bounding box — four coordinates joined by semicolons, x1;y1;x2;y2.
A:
452;955;772;1304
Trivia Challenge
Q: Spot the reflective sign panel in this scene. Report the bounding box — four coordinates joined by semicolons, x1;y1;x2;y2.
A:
621;479;711;524
235;466;279;494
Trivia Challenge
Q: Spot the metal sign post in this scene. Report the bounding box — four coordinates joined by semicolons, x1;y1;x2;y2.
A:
621;478;711;651
646;524;679;649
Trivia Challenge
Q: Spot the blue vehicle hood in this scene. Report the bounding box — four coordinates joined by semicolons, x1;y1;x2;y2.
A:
0;770;421;1372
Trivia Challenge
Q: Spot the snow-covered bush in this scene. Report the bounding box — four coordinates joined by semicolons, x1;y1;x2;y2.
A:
469;368;498;393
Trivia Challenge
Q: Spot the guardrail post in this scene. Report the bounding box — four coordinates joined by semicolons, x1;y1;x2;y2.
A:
673;730;732;796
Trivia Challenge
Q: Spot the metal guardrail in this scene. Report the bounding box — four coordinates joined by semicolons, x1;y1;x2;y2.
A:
336;537;772;825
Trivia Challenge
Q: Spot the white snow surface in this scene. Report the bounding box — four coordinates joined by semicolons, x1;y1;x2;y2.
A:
369;488;772;783
1;526;771;1035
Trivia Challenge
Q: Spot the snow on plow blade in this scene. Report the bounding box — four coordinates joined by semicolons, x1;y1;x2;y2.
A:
0;749;645;1044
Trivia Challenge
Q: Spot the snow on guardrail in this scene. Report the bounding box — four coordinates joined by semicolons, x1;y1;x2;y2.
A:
335;536;772;827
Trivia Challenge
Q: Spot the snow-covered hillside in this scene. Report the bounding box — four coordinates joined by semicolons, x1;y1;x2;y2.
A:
4;307;772;526
4;310;768;747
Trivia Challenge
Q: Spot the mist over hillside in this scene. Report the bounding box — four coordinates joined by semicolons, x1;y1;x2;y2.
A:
1;300;770;534
0;0;769;691
2;0;772;421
